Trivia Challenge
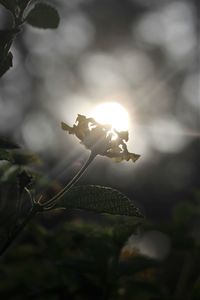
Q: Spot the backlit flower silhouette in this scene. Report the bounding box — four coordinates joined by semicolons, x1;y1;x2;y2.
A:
61;114;140;162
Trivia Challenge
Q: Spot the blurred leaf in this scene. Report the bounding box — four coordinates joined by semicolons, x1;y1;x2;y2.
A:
0;137;19;149
0;0;16;12
0;165;18;182
0;29;17;77
118;256;159;276
0;167;18;188
192;277;200;299
0;0;30;36
55;257;97;274
0;28;14;77
122;279;160;299
17;169;33;194
0;164;19;239
12;150;41;165
26;3;60;29
0;51;13;77
112;219;143;249
17;0;31;11
60;185;144;217
173;202;200;225
0;149;13;162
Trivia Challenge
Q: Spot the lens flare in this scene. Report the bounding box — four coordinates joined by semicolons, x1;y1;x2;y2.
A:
91;102;129;131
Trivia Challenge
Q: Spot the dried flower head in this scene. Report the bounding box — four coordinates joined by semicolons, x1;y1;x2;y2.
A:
61;114;140;162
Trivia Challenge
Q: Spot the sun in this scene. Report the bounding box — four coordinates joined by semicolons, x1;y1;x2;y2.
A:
91;102;129;131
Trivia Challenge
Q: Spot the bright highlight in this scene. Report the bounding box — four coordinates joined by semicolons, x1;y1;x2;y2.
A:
91;102;129;131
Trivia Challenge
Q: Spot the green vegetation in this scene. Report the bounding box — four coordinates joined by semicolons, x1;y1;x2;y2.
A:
0;0;59;77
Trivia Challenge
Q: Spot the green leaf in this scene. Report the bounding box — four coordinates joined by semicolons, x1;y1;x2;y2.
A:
0;149;13;162
26;3;60;29
60;185;144;217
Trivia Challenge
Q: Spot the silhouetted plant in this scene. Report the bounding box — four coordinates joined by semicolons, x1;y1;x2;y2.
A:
0;114;142;258
1;2;200;299
0;0;59;77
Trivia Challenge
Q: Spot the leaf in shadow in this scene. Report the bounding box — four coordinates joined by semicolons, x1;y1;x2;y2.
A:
0;137;19;149
60;185;144;217
0;149;13;163
0;0;16;13
12;150;41;165
55;257;97;274
26;3;60;29
118;256;159;276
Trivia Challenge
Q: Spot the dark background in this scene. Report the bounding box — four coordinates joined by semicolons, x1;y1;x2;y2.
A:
0;0;199;222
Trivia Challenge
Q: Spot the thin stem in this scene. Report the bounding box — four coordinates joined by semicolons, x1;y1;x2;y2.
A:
0;152;96;257
42;152;96;208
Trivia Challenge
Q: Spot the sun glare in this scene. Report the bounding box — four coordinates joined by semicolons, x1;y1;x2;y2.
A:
91;102;129;131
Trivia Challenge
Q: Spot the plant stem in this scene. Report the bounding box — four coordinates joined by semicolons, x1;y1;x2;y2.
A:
42;152;96;208
0;152;96;257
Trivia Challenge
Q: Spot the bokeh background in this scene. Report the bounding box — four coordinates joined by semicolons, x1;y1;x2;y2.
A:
0;0;199;221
